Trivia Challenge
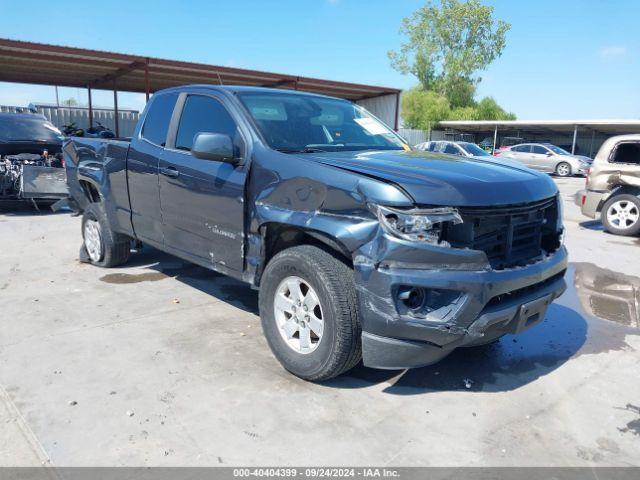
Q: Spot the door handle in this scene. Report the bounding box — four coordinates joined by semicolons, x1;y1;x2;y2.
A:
160;166;179;178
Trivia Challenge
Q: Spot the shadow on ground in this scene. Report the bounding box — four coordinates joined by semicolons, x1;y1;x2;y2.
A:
324;303;587;395
99;245;259;314
579;219;604;231
0;201;68;216
94;248;640;396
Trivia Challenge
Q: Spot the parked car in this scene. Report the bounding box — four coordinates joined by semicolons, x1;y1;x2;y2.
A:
575;134;640;236
497;143;591;177
0;112;67;205
414;140;490;157
61;85;567;381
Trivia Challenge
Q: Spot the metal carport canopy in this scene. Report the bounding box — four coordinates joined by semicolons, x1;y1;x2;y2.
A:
439;119;640;135
0;38;400;102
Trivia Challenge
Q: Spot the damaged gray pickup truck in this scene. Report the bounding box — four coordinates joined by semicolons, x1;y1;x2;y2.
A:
62;85;567;380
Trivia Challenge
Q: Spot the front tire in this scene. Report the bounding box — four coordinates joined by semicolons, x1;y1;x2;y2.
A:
555;162;572;177
81;203;131;267
259;245;361;381
602;194;640;236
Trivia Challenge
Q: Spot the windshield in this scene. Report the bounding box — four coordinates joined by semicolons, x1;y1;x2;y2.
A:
0;116;64;143
459;142;490;156
238;92;406;153
547;144;570;155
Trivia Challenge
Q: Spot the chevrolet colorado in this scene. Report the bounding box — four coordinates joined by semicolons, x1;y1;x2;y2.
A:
62;85;567;380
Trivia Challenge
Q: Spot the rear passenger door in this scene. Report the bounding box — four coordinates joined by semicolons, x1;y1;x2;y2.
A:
127;92;178;246
158;92;248;272
507;145;532;167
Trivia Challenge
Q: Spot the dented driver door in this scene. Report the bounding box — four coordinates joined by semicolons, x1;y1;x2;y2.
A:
158;93;247;272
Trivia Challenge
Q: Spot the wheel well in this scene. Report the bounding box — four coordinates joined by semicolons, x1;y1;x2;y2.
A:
79;180;100;203
598;186;640;211
261;224;352;272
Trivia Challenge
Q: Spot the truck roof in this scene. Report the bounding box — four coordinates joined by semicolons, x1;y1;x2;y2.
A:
156;84;346;101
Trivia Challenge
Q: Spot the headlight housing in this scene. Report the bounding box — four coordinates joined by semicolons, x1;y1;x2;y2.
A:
371;204;463;244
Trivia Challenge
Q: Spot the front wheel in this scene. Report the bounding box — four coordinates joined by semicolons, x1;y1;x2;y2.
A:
81;203;131;267
602;194;640;236
555;162;572;177
259;245;361;381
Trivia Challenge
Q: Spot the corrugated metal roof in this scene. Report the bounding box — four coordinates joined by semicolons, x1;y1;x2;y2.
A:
440;119;640;134
0;38;400;101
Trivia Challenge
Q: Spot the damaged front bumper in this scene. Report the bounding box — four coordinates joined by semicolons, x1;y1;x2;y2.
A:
354;237;568;369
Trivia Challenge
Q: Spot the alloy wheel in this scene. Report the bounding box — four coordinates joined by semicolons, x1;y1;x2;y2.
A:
273;276;324;354
83;219;103;262
607;200;640;229
557;163;571;176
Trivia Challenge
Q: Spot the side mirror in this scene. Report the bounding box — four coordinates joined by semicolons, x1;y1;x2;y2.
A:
191;132;237;163
546;152;553;156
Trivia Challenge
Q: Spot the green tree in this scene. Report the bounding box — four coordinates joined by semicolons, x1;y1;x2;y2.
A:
401;89;516;127
401;87;452;129
389;0;510;108
475;96;516;120
61;98;78;107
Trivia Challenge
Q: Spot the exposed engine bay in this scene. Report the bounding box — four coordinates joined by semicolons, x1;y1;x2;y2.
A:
0;113;68;203
0;151;66;200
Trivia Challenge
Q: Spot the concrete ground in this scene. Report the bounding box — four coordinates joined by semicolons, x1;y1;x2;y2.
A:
0;177;639;467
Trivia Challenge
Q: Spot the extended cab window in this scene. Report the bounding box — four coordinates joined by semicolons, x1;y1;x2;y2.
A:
141;93;178;146
611;142;640;164
175;95;237;151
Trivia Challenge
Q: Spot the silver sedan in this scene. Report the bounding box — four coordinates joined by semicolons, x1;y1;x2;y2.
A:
498;143;592;177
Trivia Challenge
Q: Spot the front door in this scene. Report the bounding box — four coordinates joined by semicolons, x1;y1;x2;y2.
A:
530;144;553;171
158;93;247;272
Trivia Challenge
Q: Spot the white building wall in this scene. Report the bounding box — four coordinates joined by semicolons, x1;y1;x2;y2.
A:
34;105;140;137
356;93;399;130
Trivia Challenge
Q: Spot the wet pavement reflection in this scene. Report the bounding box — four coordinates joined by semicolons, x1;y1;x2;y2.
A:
99;248;639;394
574;262;640;328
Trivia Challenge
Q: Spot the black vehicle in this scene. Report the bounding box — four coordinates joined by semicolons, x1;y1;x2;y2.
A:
61;85;567;381
0;112;68;204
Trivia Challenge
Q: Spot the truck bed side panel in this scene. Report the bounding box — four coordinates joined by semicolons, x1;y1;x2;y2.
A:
63;137;135;237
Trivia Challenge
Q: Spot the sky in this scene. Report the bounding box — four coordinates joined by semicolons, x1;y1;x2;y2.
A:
0;0;638;120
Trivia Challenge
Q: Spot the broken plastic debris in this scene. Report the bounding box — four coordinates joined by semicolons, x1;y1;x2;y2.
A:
463;378;473;389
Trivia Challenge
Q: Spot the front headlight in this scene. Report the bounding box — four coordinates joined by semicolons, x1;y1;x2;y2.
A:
371;204;463;244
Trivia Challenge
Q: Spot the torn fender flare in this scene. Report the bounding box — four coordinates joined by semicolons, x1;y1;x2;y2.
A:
51;196;81;215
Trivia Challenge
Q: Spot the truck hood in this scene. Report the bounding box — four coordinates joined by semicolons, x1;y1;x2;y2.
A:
304;150;558;206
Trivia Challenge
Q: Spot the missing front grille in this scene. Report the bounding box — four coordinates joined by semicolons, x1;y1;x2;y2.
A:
441;197;560;269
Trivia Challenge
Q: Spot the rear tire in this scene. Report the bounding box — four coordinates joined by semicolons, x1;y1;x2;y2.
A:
555;162;572;177
259;245;361;381
81;202;131;267
601;194;640;236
